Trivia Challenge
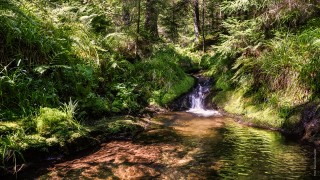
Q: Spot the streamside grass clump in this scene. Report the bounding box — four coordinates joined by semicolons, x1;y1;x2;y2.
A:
0;131;25;174
0;101;85;173
34;102;80;136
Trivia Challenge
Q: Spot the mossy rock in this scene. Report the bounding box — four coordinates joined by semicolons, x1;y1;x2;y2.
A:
161;76;195;105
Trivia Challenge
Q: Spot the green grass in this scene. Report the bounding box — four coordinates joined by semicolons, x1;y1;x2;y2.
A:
213;89;284;129
160;76;194;105
209;17;320;131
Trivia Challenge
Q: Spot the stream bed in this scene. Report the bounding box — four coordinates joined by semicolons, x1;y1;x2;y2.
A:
36;112;319;179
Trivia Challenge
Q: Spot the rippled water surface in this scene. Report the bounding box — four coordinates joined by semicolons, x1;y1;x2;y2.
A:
153;112;318;179
38;112;319;179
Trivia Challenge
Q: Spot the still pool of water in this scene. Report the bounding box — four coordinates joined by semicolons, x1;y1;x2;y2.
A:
35;112;319;179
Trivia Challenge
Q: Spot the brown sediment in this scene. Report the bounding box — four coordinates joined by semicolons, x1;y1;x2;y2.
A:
40;112;226;179
156;112;225;137
43;141;194;179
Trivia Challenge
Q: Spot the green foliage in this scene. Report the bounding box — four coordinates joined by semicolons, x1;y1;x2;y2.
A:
79;93;111;118
213;18;264;58
158;0;190;42
34;102;80;136
90;14;111;34
252;19;320;102
206;0;320;131
209;16;320;129
111;83;140;113
222;0;270;14
1;0;196;122
0;131;25;173
161;76;194;105
133;46;195;105
0;64;60;120
102;33;136;57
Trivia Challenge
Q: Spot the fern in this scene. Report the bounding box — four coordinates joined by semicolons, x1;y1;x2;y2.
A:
0;0;31;21
221;0;275;16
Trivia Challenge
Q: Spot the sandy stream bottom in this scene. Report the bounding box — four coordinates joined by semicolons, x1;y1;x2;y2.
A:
39;112;226;179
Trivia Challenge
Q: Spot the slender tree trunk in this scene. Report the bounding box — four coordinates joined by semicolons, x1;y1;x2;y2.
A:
202;0;205;52
122;0;131;26
193;0;200;42
210;2;214;30
172;0;176;42
144;0;159;40
135;0;141;57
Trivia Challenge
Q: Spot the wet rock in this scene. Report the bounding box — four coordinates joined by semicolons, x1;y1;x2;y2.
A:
299;103;320;143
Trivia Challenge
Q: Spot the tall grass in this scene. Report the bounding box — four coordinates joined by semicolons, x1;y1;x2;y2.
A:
0;130;26;175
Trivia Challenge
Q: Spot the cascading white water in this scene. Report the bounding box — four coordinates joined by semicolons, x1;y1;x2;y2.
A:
190;85;204;109
187;80;220;117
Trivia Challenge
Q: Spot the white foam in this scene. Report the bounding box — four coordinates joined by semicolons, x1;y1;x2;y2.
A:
187;108;221;117
186;81;221;117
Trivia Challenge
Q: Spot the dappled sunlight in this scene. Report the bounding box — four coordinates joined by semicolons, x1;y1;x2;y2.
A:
40;112;226;179
1;0;320;178
41;140;196;179
39;112;319;179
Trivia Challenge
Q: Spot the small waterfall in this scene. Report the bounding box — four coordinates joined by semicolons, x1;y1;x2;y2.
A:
187;77;220;117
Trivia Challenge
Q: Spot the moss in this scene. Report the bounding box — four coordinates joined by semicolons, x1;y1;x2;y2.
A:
90;116;144;138
0;122;21;135
161;76;195;105
213;89;284;129
34;107;79;136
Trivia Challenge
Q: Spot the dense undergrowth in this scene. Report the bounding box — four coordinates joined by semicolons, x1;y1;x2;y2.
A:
0;0;196;173
203;1;320;135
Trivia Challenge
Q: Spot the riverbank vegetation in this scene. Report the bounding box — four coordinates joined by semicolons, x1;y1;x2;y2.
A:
0;0;195;174
1;0;320;176
203;0;320;137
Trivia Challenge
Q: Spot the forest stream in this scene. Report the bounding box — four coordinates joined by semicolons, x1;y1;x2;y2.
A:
22;78;320;179
2;1;320;179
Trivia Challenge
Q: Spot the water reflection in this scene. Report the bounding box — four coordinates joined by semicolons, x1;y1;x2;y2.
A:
154;112;319;179
214;121;313;179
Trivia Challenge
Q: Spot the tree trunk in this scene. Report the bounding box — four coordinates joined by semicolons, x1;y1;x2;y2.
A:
202;0;205;52
210;2;215;30
122;0;131;26
135;0;141;57
193;0;200;42
172;0;177;42
144;0;159;40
